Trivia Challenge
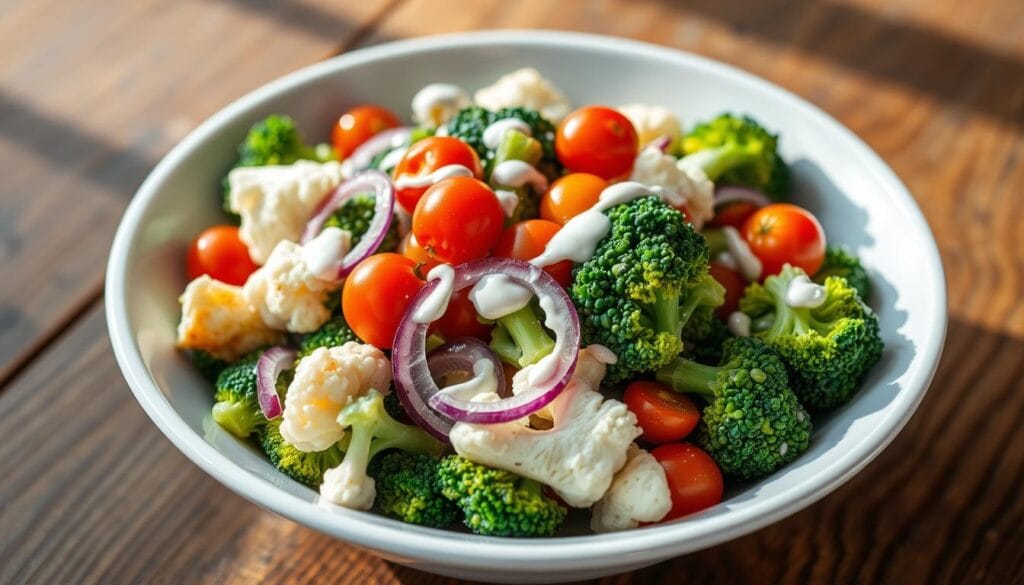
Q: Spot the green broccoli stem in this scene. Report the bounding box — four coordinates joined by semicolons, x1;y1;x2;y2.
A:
655;357;717;397
763;271;818;337
496;304;556;367
679;143;757;182
702;229;728;258
426;332;446;353
368;415;444;460
489;325;520;367
651;289;683;338
493;129;543;168
212;401;264;438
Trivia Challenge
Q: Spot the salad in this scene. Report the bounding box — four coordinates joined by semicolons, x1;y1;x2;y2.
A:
177;68;883;537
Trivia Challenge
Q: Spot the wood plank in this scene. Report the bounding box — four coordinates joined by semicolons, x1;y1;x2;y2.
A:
0;0;396;384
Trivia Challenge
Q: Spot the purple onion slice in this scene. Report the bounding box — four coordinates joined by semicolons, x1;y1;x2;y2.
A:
256;346;296;419
343;126;412;174
714;185;771;209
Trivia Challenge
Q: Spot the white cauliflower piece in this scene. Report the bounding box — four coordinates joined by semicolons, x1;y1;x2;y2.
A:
280;343;391;452
617;104;682;149
320;457;376;511
629;146;714;229
474;68;572;123
176;275;283;361
448;346;641;508
228;160;345;264
591;444;672;533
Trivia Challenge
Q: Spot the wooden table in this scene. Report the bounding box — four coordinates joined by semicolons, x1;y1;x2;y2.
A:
2;0;1022;582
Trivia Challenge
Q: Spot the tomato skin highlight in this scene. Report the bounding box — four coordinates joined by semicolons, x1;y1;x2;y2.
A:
709;261;746;318
493;219;572;287
435;288;493;340
393;137;483;212
540;172;608;225
556;106;638;180
186;225;258;286
331;105;400;159
412;177;505;265
652;443;724;520
742;203;826;277
624;381;701;444
342;253;424;349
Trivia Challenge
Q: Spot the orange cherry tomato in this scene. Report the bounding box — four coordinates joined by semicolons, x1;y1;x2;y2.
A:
435;288;492;340
493;220;572;287
186;225;258;286
393;137;483;212
399;231;441;277
555;106;638;179
342;254;424;349
331;105;400;159
624;381;701;444
539;173;608;225
709;201;759;230
652;443;724;520
412;177;504;265
742;203;826;277
709;261;746;318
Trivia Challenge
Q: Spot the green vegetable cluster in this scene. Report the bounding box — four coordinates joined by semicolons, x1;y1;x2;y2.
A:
681;113;789;199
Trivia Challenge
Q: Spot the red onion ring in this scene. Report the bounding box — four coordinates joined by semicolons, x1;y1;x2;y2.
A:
714;185;771;209
256;346;296;419
299;170;395;280
392;258;580;439
343;126;412;174
428;337;508;395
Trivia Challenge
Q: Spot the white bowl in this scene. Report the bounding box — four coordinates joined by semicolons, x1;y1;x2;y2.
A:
106;30;946;583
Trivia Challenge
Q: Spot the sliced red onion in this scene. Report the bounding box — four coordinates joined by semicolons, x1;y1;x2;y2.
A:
714;185;771;209
256;346;296;419
343;126;412;174
299;170;394;280
392;258;580;439
427;337;507;393
649;135;673;153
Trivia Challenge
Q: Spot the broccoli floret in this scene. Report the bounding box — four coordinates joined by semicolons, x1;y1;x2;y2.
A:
211;353;265;438
261;417;345;487
740;265;883;410
491;129;544;222
322;193;401;253
680;113;790;199
493;106;558;168
656;337;812;479
444;106;560;177
437;455;566;537
682;308;733;365
569;196;716;383
488;303;556;368
445;106;493;159
815;246;871;302
369;452;460;528
188;350;229;381
297;314;360;358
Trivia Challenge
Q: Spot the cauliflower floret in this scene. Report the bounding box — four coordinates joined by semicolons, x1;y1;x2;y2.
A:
629;146;714;229
228;160;345;264
320;459;376;511
176;275;283;361
448;346;641;508
617;104;682;150
474;68;572;123
590;444;672;533
280;343;391;452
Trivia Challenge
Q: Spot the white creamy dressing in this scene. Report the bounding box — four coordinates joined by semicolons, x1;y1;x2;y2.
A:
491;160;549;194
587;344;618;365
376;146;408;171
393;164;473;190
437;359;499;401
785;275;828;308
410;83;470;128
482;118;533;150
715;251;738;272
469;274;533;320
527;293;572;386
301;227;351;281
494;189;520;217
721;226;762;281
412;264;455;323
727;311;752;337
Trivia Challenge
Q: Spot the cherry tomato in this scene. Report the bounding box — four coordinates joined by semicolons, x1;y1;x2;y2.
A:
412;177;504;264
493;220;572;287
652;443;724;520
556;106;638;179
624;381;701;444
709;201;759;230
186;225;258;286
435;288;492;340
539;173;608;225
399;231;441;277
742;203;826;277
709;261;746;318
342;254;424;349
393;137;483;212
331;105;400;159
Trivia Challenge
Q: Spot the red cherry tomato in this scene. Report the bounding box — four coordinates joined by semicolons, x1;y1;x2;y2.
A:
493;220;572;287
393;137;483;212
412;177;504;265
342;254;424;349
186;225;258;286
709;201;759;230
624;381;701;444
331;105;400;159
399;231;441;277
539;172;608;225
652;443;724;520
742;203;826;277
435;288;492;340
709;261;746;318
556;106;638;179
